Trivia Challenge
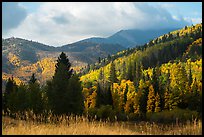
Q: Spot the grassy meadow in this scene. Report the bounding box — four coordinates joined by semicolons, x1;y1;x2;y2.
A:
2;113;202;135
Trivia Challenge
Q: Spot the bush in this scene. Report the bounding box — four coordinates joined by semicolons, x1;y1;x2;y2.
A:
127;113;140;121
87;107;98;120
96;105;115;121
149;108;199;123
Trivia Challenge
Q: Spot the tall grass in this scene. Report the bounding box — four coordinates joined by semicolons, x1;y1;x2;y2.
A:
2;111;202;135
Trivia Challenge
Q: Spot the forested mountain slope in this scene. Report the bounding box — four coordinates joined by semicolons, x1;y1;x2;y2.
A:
80;23;202;119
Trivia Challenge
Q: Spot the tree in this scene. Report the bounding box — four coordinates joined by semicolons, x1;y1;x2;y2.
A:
66;75;84;114
154;92;161;112
188;63;193;87
147;85;155;113
47;52;83;115
127;60;133;81
3;77;18;112
96;82;103;108
121;61;127;80
123;84;128;105
27;74;43;114
135;61;142;89
164;88;170;110
151;67;159;94
98;57;101;64
29;73;37;84
108;61;118;84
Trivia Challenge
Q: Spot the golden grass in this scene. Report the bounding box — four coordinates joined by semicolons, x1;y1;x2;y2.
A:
2;115;202;135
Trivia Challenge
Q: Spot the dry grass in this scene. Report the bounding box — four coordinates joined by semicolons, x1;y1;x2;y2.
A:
2;114;202;135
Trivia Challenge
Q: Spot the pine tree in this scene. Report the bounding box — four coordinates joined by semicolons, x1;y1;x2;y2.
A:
154;92;161;112
27;74;43;114
29;73;37;84
66;74;84;114
47;52;83;115
147;85;155;113
123;84;128;104
106;85;113;107
121;61;127;80
108;61;118;84
96;82;102;108
135;62;141;89
3;77;18;111
151;67;159;93
127;60;133;81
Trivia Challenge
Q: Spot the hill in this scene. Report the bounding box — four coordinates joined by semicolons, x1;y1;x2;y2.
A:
78;28;178;48
2;37;125;86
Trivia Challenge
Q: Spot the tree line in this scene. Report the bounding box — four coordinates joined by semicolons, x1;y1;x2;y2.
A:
3;52;84;117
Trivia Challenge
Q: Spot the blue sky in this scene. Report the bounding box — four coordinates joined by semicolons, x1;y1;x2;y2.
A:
2;2;202;46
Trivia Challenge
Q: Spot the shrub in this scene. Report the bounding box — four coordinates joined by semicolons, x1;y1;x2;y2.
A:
96;105;115;121
149;108;199;123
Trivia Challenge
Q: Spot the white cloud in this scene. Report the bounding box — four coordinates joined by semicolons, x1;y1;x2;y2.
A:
184;17;202;25
3;2;190;46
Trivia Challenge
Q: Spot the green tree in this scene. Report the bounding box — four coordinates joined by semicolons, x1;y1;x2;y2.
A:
66;74;84;114
47;52;83;115
123;84;128;104
3;77;18;112
29;73;37;84
27;74;43;114
121;61;127;80
108;61;118;84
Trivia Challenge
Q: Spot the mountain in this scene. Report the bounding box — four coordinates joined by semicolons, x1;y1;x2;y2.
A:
78;28;179;48
81;23;202;82
2;24;201;88
2;37;125;85
80;23;202;119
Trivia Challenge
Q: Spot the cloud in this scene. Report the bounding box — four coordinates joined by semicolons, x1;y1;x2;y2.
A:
184;17;202;25
2;2;27;34
3;2;191;46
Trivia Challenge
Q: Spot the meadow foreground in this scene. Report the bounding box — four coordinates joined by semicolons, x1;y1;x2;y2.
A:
2;116;202;135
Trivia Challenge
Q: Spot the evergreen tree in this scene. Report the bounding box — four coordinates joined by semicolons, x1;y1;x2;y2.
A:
127;60;133;81
123;84;128;104
27;74;43;114
66;75;84;114
14;84;28;112
29;73;37;84
135;62;141;89
96;82;103;108
108;61;118;84
106;85;113;107
151;67;159;94
3;77;18;111
47;52;83;115
121;61;127;80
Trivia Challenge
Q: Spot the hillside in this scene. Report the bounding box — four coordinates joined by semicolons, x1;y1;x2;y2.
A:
2;38;125;86
80;23;202;117
78;28;178;48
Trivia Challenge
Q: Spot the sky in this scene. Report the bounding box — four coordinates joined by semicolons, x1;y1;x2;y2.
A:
2;2;202;47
